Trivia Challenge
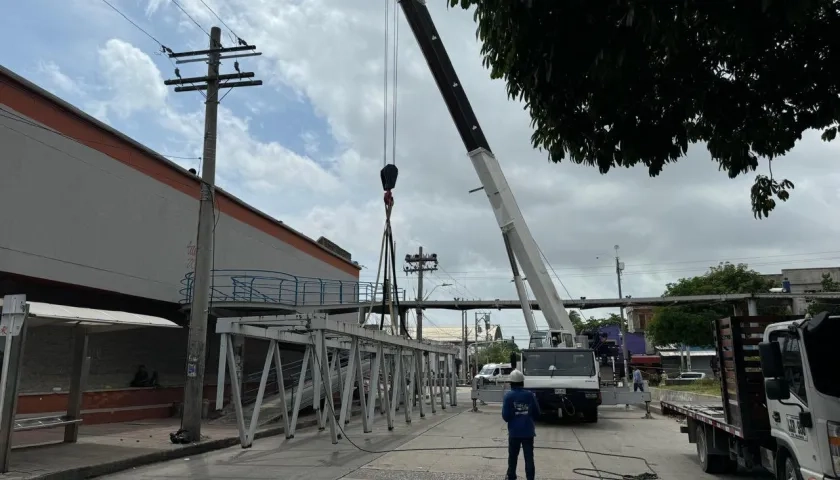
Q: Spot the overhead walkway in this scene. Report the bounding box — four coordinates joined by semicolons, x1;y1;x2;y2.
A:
179;269;406;316
179;270;840;315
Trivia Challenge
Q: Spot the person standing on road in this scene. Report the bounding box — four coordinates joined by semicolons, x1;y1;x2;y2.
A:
502;369;540;480
632;367;644;392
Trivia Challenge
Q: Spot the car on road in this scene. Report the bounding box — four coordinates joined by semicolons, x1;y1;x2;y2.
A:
675;371;706;381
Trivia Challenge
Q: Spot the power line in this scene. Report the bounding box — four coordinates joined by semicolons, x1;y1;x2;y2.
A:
401;255;840;280
100;0;164;46
425;272;464;295
418;311;466;340
537;243;573;298
198;0;241;44
441;249;840;275
172;0;211;39
437;265;481;299
98;0;207;98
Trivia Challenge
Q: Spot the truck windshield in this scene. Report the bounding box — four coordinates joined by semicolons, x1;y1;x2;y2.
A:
479;367;494;375
521;350;595;377
803;316;840;398
529;332;547;349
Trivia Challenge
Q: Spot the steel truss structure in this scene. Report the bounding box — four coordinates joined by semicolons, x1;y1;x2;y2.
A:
215;314;460;448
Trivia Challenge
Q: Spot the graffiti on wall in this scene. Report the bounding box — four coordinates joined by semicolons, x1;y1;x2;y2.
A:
185;241;197;271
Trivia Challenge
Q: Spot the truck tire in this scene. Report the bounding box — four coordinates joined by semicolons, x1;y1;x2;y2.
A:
778;450;803;480
695;425;734;473
583;407;598;423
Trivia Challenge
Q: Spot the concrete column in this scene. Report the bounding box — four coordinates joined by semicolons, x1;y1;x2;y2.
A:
747;299;758;316
64;327;90;443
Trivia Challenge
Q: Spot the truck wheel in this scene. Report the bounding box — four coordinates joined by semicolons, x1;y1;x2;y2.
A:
583;407;598;423
695;425;731;473
778;451;803;480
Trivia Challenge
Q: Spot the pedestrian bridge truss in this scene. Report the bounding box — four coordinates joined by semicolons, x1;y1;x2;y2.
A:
215;313;459;448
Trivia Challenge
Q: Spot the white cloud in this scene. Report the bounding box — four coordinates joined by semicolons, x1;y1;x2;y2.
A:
11;0;840;337
93;39;169;119
301;131;319;155
37;61;83;96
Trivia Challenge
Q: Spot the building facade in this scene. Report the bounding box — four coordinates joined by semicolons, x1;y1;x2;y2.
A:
0;66;359;423
763;267;840;314
625;305;656;353
410;324;504;378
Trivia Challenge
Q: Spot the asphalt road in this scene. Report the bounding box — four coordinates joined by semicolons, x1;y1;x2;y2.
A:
103;390;756;479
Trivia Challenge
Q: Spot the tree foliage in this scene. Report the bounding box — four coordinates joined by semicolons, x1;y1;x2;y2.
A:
476;340;521;365
448;0;840;218
646;308;718;347
646;263;785;346
569;309;585;333
569;310;622;333
806;272;840;316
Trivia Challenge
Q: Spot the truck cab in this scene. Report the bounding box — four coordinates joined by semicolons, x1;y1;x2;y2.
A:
760;313;840;480
528;329;574;349
518;348;601;423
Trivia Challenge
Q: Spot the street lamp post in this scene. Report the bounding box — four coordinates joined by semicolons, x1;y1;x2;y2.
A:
423;283;452;301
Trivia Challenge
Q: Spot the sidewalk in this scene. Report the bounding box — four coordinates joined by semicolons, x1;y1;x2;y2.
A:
3;408;334;479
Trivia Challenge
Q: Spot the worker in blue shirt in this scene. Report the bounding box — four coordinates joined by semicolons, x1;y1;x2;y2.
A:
501;369;540;480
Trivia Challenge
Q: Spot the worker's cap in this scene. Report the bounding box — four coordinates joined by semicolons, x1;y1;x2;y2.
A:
509;369;525;383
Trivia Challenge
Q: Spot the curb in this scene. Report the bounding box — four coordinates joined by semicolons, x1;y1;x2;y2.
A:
33;414;330;480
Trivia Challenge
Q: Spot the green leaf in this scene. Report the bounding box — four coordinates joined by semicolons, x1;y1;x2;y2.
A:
453;0;839;217
648;264;788;346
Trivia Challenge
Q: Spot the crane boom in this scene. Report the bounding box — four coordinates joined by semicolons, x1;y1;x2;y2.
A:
502;233;537;335
398;0;576;345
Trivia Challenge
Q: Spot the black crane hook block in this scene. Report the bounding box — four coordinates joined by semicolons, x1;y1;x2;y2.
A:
380;164;398;191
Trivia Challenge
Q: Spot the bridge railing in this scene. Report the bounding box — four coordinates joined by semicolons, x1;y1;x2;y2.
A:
179;269;406;307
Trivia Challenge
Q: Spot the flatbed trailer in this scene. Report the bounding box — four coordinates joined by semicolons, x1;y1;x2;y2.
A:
661;315;783;474
662;315;840;479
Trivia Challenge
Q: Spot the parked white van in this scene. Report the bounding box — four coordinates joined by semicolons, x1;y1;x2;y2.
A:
474;363;513;384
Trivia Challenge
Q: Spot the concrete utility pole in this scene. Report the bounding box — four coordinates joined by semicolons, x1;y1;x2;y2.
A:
164;27;262;443
473;311;490;373
403;247;438;340
461;309;468;382
615;245;630;384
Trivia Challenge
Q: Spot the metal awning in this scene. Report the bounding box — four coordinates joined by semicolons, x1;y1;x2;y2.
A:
0;294;181;471
0;299;179;331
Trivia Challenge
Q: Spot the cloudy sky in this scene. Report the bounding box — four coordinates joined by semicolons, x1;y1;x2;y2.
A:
3;0;839;344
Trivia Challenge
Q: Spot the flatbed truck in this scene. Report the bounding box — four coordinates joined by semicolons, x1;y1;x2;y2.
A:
661;313;839;480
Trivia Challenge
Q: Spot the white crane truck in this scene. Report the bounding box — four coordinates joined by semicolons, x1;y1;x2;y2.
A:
396;0;651;422
661;313;839;480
